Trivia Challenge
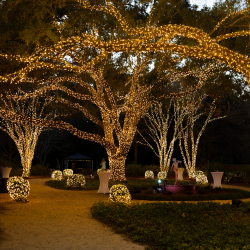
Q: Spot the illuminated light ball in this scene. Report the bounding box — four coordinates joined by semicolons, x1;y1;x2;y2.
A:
67;174;86;187
157;171;167;180
51;170;63;181
145;170;154;179
7;177;30;202
63;169;73;177
193;171;208;186
109;184;131;204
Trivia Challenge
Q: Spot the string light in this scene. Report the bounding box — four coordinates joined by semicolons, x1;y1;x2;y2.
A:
67;174;86;187
179;95;226;177
0;1;248;181
145;170;154;179
7;177;30;202
109;184;131;204
157;171;167;180
63;169;73;177
193;171;208;186
51;170;63;180
0;92;56;177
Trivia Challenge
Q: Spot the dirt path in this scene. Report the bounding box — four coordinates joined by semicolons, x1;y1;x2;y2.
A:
0;179;146;250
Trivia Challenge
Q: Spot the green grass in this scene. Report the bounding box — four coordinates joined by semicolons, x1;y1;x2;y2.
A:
91;201;250;250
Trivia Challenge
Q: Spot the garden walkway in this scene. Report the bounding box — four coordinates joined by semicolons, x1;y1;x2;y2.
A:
0;178;146;250
0;179;250;250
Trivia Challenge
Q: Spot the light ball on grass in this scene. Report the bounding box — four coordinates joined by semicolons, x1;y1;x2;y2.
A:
67;174;86;187
109;184;131;204
63;169;73;177
193;171;208;185
7;177;30;202
157;171;167;180
51;170;63;181
145;170;154;179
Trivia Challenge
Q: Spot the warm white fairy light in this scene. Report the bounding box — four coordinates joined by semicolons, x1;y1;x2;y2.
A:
109;184;131;204
63;169;73;177
0;1;248;181
51;170;63;180
193;171;208;186
7;177;30;202
0;92;56;177
67;174;86;187
145;170;154;179
157;171;167;180
138;100;188;174
0;55;153;181
179;94;226;177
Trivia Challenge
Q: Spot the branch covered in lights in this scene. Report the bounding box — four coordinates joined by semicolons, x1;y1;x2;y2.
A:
138;100;188;174
179;93;226;177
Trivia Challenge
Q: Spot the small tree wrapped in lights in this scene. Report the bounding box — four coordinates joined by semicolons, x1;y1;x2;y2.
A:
109;184;131;204
63;169;73;177
145;170;154;179
51;170;63;181
0;92;56;177
67;174;86;187
7;177;30;202
157;171;167;180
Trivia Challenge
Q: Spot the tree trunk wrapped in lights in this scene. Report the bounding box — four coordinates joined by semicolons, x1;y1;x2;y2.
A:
0;93;55;177
0;54;153;181
138;99;188;174
178;93;226;177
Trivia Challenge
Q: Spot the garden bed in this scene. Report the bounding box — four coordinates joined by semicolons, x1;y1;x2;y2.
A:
131;188;250;201
91;201;250;250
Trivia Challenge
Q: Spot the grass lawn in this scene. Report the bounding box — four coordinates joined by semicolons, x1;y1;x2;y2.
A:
91;201;250;250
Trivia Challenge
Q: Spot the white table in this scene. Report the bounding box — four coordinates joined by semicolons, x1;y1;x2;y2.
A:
97;172;111;194
211;172;224;188
178;168;184;181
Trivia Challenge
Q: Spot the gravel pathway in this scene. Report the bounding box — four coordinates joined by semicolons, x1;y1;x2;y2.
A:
0;178;146;250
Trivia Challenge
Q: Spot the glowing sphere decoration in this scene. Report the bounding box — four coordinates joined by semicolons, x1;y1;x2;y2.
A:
157;171;167;180
109;184;131;204
63;169;73;177
7;177;30;202
145;170;154;179
193;171;208;186
51;170;63;181
67;174;86;187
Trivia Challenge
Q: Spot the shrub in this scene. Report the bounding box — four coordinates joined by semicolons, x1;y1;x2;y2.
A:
51;170;63;181
7;177;30;201
125;163;160;177
125;163;143;177
9;168;23;177
63;169;73;177
193;171;208;186
91;201;250;250
67;174;85;187
109;184;131;204
157;171;167;179
224;171;246;183
30;164;50;176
